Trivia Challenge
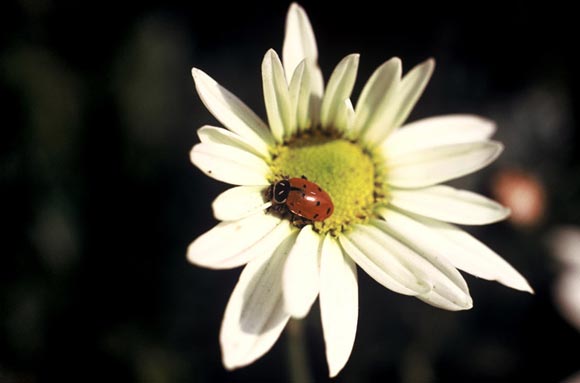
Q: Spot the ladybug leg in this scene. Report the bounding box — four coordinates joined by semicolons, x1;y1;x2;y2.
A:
290;214;310;228
267;203;292;220
265;185;273;201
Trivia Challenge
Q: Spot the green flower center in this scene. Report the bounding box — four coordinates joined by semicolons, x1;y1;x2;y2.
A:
269;130;388;235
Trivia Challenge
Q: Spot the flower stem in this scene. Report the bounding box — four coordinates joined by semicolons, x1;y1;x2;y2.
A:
286;319;312;383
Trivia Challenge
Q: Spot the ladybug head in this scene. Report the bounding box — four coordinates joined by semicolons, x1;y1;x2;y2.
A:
272;180;290;204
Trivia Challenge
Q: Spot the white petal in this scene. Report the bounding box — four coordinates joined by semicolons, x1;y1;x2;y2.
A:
220;234;296;369
262;49;294;143
282;3;324;101
416;291;473;311
378;208;533;293
283;225;321;318
360;221;472;311
339;231;429;296
389;185;510;225
197;125;268;160
190;142;270;185
353;58;401;140
191;68;274;156
429;218;533;293
288;59;306;135
282;3;319;84
212;186;271;221
320;235;358;377
289;60;322;132
320;54;359;130
387;141;503;188
384;115;496;157
389;59;435;134
334;98;355;133
187;214;293;269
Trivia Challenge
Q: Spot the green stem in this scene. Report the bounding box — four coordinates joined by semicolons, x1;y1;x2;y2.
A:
286;319;313;383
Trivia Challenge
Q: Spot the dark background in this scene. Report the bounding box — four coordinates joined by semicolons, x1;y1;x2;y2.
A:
2;0;579;382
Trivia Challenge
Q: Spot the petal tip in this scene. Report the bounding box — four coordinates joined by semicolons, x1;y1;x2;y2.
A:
221;353;239;371
289;2;302;12
492;141;505;155
288;308;309;319
423;58;436;75
328;367;342;379
501;206;512;220
465;296;474;310
326;350;350;378
191;67;203;81
189;143;199;164
186;240;202;266
510;278;535;294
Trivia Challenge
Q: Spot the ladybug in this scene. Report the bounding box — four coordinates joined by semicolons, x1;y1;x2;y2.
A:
269;176;334;222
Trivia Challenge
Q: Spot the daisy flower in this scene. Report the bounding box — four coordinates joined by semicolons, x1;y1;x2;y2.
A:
187;3;533;377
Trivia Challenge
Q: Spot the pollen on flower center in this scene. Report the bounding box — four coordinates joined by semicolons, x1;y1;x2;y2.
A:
268;130;387;235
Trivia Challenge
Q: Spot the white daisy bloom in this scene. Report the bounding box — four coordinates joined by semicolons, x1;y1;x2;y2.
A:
187;3;533;377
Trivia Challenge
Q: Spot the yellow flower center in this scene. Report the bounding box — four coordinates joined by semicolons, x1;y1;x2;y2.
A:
268;130;388;235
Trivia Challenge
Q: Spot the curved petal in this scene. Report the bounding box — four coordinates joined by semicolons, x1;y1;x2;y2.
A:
262;49;294;143
282;3;324;98
377;208;533;293
191;68;274;156
197;125;268;160
187;214;293;269
353;57;401;139
334;98;355;133
283;225;321;318
389;59;435;134
359;221;472;311
220;233;297;369
387;141;503;188
289;60;322;131
212;186;271;221
384;115;496;157
288;59;306;135
416;291;473;311
320;54;359;130
339;230;429;296
283;3;318;82
356;59;434;146
320;235;358;378
190;142;270;185
389;185;510;225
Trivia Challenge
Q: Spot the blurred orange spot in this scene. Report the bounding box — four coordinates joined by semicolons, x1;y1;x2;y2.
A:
492;168;546;227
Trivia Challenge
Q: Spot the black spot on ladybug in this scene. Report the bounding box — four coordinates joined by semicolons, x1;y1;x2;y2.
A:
302;184;307;189
317;187;322;192
301;193;305;198
316;201;321;206
290;202;294;206
326;207;331;214
313;213;319;219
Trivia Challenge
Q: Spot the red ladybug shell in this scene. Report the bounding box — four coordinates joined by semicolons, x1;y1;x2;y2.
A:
279;178;334;222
